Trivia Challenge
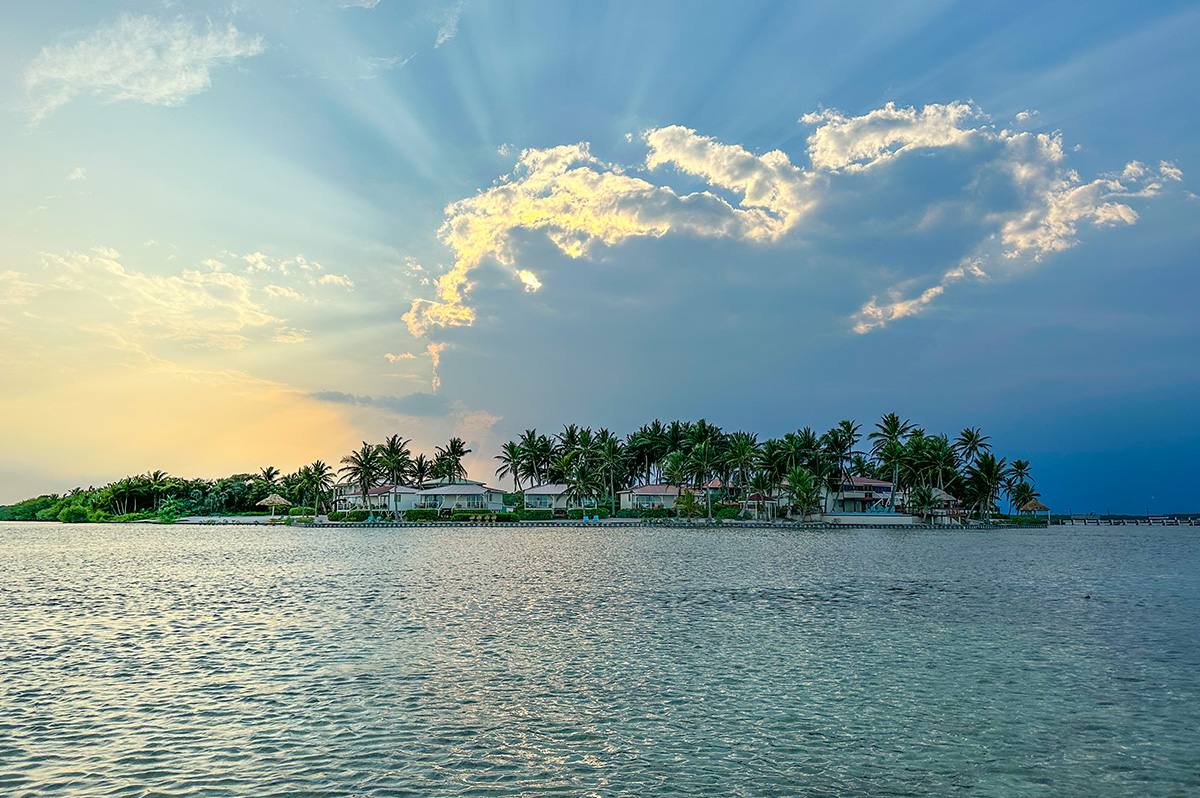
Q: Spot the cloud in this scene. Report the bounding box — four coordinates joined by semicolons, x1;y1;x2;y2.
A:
0;271;42;306
38;248;280;349
800;101;980;172
25;15;264;123
66;167;87;182
310;390;452;417
264;284;306;301
318;273;355;288
1160;161;1183;181
271;327;310;343
852;260;987;334
517;270;541;291
340;0;382;8
404;102;1180;338
384;352;416;361
1015;110;1038;123
403;138;805;335
427;342;447;390
361;53;414;79
435;3;464;47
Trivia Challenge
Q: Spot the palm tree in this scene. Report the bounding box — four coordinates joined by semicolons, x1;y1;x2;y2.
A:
869;413;912;509
564;459;602;516
495;441;524;491
785;466;821;521
725;435;760;502
378;435;412;486
687;439;719;520
259;466;280;486
410;453;433;488
339;442;382;509
662;450;688;506
965;452;1009;521
596;438;625;511
435;437;472;483
954;427;991;470
306;460;334;517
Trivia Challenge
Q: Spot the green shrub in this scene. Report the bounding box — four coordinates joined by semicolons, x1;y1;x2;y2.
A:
346;510;370;522
88;509;112;523
503;492;524;509
327;511;346;522
520;509;552;521
451;510;498;522
615;507;672;519
404;509;438;522
289;506;315;516
714;506;740;520
567;508;610;520
57;504;90;523
496;512;518;523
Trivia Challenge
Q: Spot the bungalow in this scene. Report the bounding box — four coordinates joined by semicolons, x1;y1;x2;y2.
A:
824;476;894;513
414;483;506;514
335;484;420;516
617;483;686;511
523;484;597;516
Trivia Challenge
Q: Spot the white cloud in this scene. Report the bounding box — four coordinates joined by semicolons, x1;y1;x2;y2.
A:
25;15;264;123
853;260;987;334
404;139;803;335
361;53;413;78
644;125;815;234
318;273;355;288
66;167;87;181
517;270;541;291
38;248;279;349
435;3;464;47
340;0;382;8
404;101;1180;338
1015;110;1038;123
385;352;416;361
800;101;980;172
0;271;42;307
427;342;447;391
1160;161;1184;181
271;327;309;344
264;284;306;301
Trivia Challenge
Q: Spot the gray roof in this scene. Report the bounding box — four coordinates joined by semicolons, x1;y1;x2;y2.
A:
417;483;498;495
524;483;569;496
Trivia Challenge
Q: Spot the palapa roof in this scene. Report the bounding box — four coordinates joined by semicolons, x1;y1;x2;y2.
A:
1021;499;1050;512
257;493;292;507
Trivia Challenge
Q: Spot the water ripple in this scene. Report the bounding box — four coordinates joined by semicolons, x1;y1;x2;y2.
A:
1;523;1198;797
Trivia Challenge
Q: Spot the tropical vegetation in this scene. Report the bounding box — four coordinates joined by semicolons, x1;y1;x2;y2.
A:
1;415;1040;524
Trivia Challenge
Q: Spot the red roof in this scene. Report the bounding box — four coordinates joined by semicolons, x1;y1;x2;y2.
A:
845;476;892;487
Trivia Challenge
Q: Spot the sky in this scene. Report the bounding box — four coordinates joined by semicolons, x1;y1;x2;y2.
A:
1;0;1197;513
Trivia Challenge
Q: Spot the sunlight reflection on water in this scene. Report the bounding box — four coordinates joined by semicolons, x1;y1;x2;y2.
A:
1;523;1198;797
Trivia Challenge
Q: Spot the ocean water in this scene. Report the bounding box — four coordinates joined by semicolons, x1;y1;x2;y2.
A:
1;523;1197;798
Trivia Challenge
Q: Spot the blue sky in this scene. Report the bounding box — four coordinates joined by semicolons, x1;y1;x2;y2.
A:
1;0;1197;512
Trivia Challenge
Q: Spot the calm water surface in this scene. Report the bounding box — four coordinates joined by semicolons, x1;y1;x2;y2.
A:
1;523;1197;797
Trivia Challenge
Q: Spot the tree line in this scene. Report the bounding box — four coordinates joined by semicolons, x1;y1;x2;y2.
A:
1;415;1039;523
0;435;474;523
494;415;1038;520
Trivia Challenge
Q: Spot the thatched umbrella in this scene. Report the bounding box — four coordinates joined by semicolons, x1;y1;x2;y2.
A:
257;493;292;518
1021;498;1050;526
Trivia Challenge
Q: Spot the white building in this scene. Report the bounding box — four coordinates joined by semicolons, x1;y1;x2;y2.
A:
617;484;686;511
335;484;421;515
414;483;506;513
522;484;597;515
